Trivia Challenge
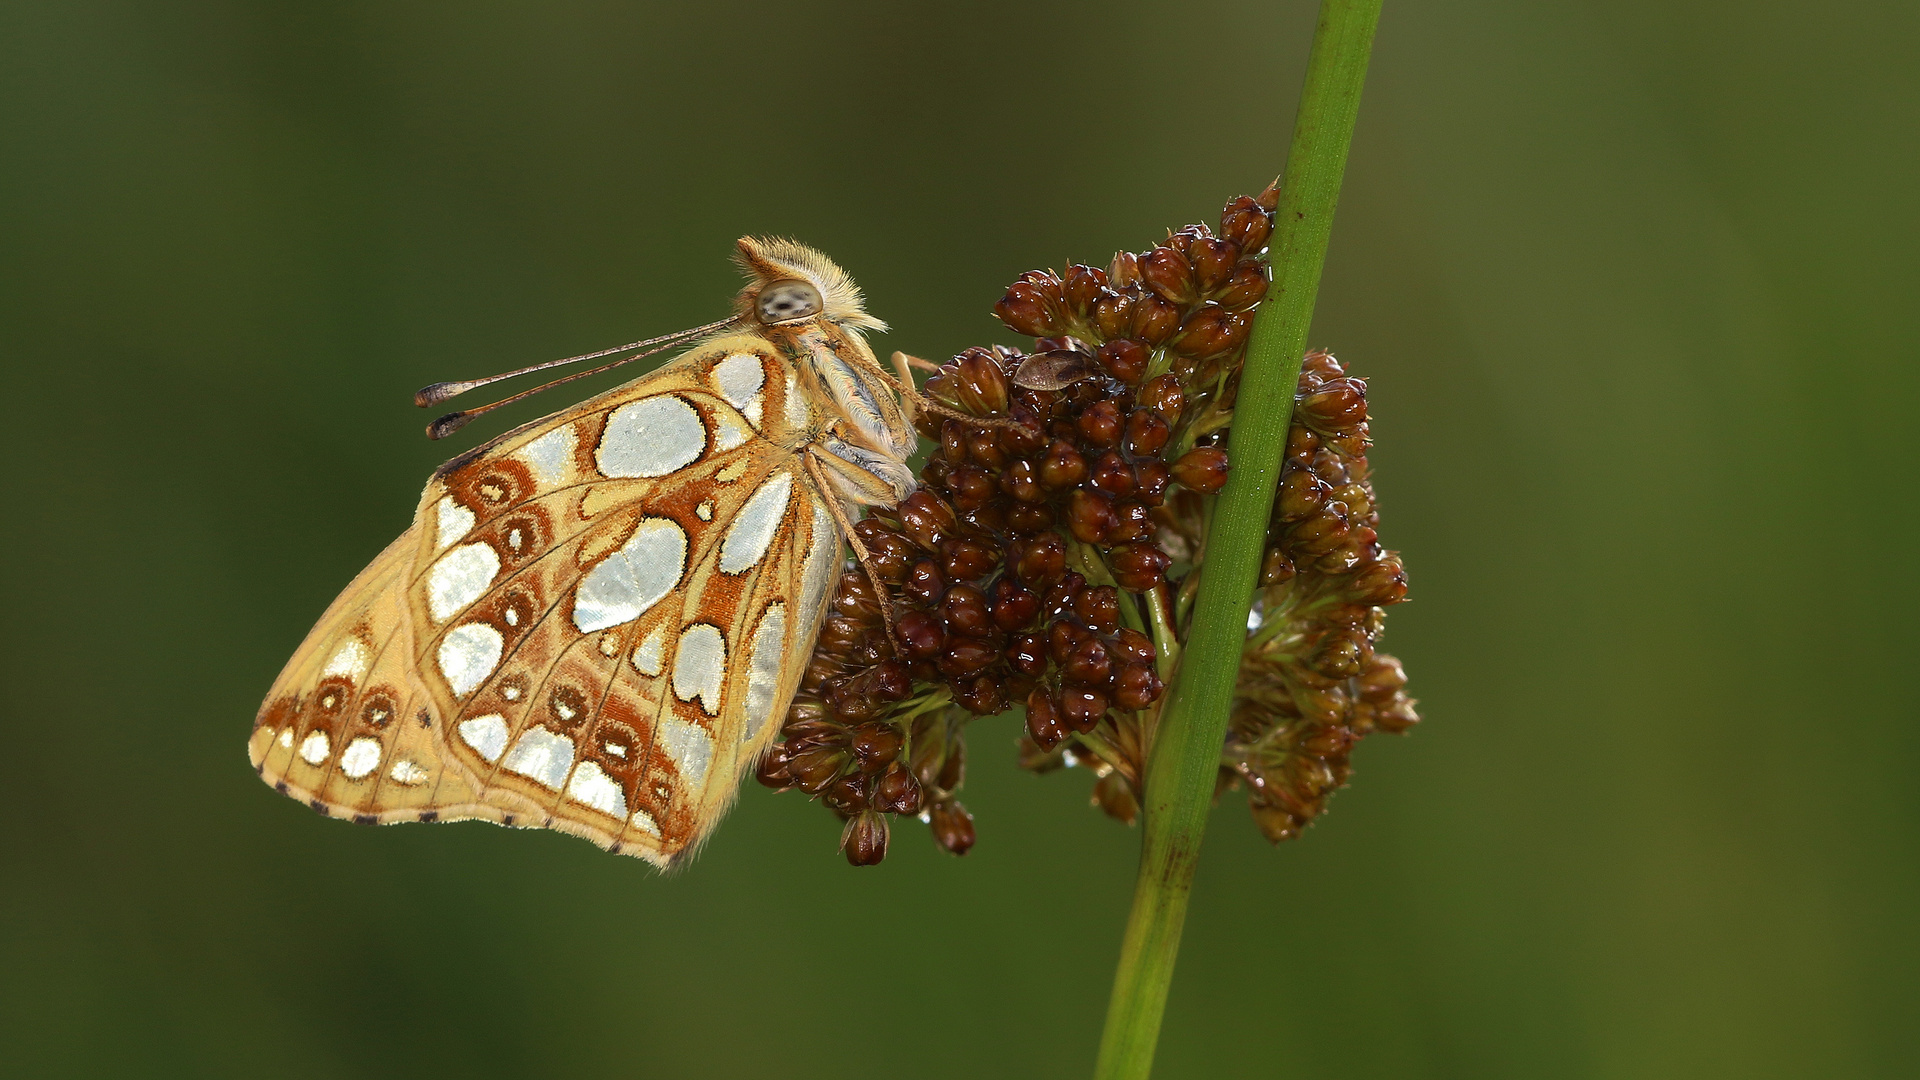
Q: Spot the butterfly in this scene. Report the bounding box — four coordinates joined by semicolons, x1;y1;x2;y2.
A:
250;238;972;868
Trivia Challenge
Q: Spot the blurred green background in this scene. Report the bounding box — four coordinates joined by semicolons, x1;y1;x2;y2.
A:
4;1;1915;1077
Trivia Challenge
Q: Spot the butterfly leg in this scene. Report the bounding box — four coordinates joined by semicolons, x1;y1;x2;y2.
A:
887;351;1033;435
801;451;902;648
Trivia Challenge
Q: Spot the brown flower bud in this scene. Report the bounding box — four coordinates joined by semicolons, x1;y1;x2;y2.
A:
1038;440;1089;489
954;673;1008;716
1073;585;1121;633
1066;488;1118;543
894;609;946;659
1108;499;1153;542
896;489;954;551
842;810;889;866
1139;375;1184;421
1310;629;1370;679
1215;262;1269;310
938;637;1000;678
952;351;1011;415
851;722;903;773
1275;469;1329;520
787;744;848;793
1112;629;1155;665
1064;637;1112;685
945;464;995;511
1171;447;1230;493
1112;663;1163;710
994;272;1062;336
874;761;924;815
755;742;792;790
1060;686;1109;732
1131;293;1182;345
1299;377;1368;430
1063;263;1107;314
941;539;998;581
1259;547;1296;586
1189;236;1239;292
941;584;993;636
1014;532;1067;587
1097;339;1149;384
929;799;976;855
1249;799;1302;844
1141;246;1196;304
1171;305;1249;360
1045;615;1085;662
1108;542;1172;591
1093;772;1139;825
1220;194;1275;252
1000;458;1045;503
1090;452;1136;497
1005;502;1053;534
904;559;946;605
1026;688;1068;750
1123;409;1170;457
822;769;870;813
1090;289;1137;340
1107;250;1142;288
1076;400;1123;448
990;579;1041;630
1006;632;1047;676
965;428;1008;471
1347;552;1408;606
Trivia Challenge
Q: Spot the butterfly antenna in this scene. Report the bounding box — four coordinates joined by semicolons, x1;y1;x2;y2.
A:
427;336;699;439
414;316;739;409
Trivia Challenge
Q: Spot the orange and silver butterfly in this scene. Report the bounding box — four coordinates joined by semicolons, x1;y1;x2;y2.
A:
251;238;962;868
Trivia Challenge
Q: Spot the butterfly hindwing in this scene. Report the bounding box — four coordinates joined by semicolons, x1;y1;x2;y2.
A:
253;333;846;864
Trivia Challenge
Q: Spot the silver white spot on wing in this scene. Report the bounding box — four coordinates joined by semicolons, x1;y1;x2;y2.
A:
438;623;504;696
797;498;840;643
457;713;509;762
572;517;687;632
630;808;661;837
631;626;666;677
658;716;713;788
742;603;787;743
783;371;809;431
339;737;382;779
596;395;707;478
566;760;627;818
277;729;293;749
712;412;751;452
671;624;726;716
696;500;714;521
298;730;330;765
389;759;430;785
435;497;475;551
719;472;793;574
711;353;765;408
502;728;575;790
427;542;500;622
321;640;369;682
518;424;576;485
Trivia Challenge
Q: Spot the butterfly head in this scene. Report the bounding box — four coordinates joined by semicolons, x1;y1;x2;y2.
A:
734;236;888;335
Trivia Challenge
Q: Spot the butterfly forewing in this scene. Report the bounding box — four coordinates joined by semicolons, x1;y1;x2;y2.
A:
254;329;853;866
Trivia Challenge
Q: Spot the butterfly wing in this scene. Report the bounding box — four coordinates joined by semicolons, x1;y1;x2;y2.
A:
252;332;845;866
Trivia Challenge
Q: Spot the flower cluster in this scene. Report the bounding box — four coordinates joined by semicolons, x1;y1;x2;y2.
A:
757;184;1416;862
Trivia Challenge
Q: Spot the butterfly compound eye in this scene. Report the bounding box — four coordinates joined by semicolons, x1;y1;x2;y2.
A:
756;279;824;324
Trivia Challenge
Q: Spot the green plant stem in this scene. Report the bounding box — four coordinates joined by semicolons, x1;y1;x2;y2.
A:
1091;3;1382;1078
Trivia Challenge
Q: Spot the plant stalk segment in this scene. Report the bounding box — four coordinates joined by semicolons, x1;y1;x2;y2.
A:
1091;2;1383;1077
